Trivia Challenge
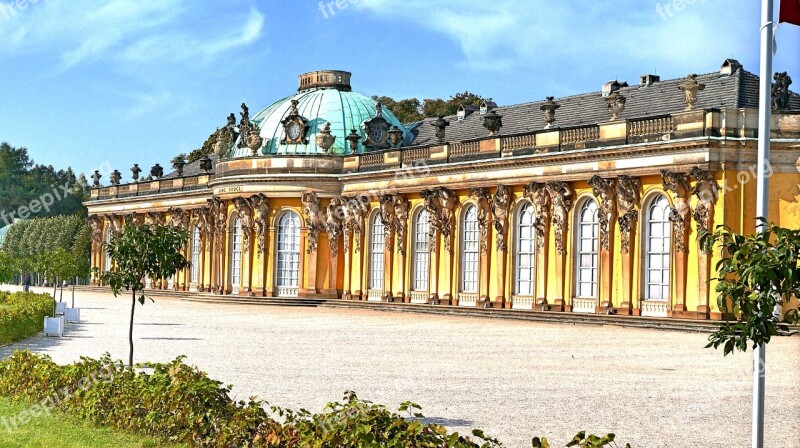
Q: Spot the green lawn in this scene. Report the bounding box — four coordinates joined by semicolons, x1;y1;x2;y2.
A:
0;399;184;448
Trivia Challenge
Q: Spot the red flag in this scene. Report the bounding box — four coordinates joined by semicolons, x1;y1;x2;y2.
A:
780;0;800;25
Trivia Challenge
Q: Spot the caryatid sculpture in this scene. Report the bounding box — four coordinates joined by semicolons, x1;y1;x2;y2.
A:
301;191;324;253
660;170;691;253
546;181;574;256
689;167;719;253
491;184;511;252
524;182;551;254
468;187;492;254
588;176;616;251
250;194;269;256
616;176;641;254
392;196;410;256
325;197;344;257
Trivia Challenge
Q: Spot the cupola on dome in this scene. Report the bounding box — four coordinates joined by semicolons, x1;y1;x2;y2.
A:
229;70;411;157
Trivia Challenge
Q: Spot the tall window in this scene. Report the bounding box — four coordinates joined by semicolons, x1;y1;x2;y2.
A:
276;212;301;290
191;225;201;283
575;199;599;298
412;209;430;291
369;213;385;290
230;217;242;293
516;203;536;296
104;228;112;271
644;195;671;301
461;205;479;293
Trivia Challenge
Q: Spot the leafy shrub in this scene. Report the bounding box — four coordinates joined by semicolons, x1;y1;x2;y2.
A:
0;352;633;447
0;291;54;345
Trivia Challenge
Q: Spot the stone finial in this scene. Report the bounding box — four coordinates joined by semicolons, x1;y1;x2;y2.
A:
605;91;626;121
171;156;187;177
346;129;360;154
110;170;121;186
315;122;336;153
772;72;793;111
150;163;164;179
540;96;561;128
387;126;404;148
199;156;213;173
431;116;449;143
482;109;503;135
130;164;142;182
677;74;706;111
91;170;102;187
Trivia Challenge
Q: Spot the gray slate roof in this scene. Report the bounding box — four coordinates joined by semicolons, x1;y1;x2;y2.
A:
409;68;800;146
159;66;798;180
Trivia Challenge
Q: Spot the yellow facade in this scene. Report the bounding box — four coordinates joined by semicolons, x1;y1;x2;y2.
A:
85;68;800;321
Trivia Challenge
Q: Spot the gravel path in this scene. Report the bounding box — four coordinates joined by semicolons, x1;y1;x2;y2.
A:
2;286;798;448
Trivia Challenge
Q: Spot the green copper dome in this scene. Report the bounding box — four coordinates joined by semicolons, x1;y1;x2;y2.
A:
229;71;411;157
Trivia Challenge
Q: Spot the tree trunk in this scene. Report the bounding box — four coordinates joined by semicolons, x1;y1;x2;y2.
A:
71;283;76;308
129;289;137;367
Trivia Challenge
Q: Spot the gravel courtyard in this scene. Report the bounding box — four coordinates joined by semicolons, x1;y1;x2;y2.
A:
2;286;798;448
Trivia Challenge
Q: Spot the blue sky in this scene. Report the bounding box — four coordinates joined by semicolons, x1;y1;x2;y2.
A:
0;0;798;178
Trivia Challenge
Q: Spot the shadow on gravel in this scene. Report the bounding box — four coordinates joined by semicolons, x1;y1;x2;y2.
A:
420;417;475;427
140;337;202;341
0;321;92;359
137;323;185;326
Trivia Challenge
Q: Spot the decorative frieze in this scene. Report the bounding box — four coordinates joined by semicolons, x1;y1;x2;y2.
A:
615;175;641;254
689;167;719;253
524;182;551;254
546;181;574;256
588;176;616;251
468;187;492;254
661;169;691;253
491;184;511;252
301;191;324;254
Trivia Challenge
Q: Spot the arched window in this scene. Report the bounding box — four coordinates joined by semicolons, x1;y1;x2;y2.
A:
104;228;112;272
229;217;242;294
515;203;536;296
575;199;599;298
644;195;671;301
412;209;430;292
369;213;385;291
191;225;201;283
276;212;301;295
461;205;479;293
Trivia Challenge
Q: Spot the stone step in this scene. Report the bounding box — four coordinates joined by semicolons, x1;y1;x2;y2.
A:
72;286;735;334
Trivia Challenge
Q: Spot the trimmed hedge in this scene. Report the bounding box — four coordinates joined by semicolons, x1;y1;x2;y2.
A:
0;291;54;345
0;352;503;448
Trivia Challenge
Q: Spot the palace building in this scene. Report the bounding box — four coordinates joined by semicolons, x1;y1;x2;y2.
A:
84;61;800;320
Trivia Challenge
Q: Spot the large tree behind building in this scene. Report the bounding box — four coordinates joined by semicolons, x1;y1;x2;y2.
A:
0;143;88;220
373;92;489;124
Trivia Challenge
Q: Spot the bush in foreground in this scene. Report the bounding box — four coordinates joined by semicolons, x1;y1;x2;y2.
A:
0;351;509;447
0;291;54;345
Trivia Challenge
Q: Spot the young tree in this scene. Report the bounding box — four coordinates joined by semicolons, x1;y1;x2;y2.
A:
97;221;190;366
704;220;800;355
0;250;14;284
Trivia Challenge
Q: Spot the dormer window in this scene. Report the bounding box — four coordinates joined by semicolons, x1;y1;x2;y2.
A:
457;104;478;121
480;100;497;115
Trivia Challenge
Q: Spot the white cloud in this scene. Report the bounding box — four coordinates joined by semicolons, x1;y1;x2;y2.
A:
356;0;750;76
0;0;264;68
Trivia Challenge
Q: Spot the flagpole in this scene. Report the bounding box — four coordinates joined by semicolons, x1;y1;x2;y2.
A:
753;0;774;447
